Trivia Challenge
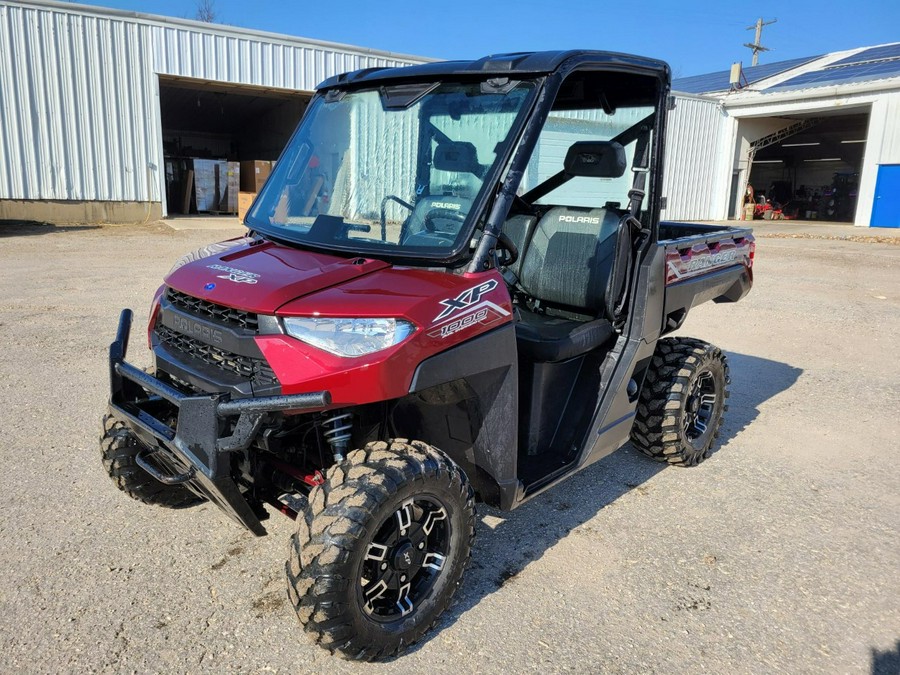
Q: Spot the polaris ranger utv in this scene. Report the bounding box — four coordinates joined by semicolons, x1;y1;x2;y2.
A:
102;50;754;660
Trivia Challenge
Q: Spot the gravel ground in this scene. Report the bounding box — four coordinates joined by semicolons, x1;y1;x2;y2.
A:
0;222;898;674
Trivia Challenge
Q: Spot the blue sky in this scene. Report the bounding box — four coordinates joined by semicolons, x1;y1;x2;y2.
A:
88;0;897;78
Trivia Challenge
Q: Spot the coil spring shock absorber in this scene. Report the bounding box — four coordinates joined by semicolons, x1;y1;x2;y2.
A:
323;411;352;462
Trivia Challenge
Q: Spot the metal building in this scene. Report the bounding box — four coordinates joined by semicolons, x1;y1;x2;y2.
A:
0;0;765;228
4;1;897;228
0;0;428;223
670;44;900;227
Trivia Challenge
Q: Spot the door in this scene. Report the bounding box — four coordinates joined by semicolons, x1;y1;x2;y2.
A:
871;164;900;228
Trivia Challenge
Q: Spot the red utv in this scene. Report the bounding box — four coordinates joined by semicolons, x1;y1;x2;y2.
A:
102;50;753;660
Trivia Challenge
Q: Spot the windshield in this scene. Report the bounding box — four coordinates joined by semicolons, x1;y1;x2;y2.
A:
246;80;536;259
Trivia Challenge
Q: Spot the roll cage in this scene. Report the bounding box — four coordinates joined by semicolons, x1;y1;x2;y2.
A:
248;51;671;270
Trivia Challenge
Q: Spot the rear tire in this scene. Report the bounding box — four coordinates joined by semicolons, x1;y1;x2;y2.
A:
286;439;475;661
100;414;203;508
631;338;730;466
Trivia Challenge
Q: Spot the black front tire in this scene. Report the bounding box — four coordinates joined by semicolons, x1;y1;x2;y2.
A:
286;439;475;661
631;338;730;466
100;414;203;508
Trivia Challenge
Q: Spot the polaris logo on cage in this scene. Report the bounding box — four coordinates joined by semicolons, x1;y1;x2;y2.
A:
206;264;260;284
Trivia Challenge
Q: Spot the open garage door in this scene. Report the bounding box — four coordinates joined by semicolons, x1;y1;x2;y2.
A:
744;109;870;222
158;76;310;216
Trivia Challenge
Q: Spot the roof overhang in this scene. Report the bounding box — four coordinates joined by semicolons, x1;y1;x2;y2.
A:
316;50;671;91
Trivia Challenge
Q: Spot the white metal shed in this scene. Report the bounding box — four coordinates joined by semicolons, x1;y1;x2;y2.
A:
0;0;428;222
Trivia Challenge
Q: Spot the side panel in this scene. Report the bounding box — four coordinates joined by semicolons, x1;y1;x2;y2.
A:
583;244;668;465
660;227;754;331
401;325;520;510
513;244;668;507
663;233;754;285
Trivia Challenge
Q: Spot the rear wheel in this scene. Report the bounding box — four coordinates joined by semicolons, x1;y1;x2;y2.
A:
100;414;203;508
631;338;730;466
286;439;475;661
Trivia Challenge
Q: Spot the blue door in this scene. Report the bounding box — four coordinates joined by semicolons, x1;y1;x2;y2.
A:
871;164;900;228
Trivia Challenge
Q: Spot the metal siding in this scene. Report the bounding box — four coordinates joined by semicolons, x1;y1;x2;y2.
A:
660;95;727;220
0;0;423;203
853;91;900;226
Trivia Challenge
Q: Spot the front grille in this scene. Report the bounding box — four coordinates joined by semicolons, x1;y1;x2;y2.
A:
166;289;259;332
156;324;278;386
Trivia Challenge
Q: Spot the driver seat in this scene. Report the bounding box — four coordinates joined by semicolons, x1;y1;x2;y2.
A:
514;206;620;362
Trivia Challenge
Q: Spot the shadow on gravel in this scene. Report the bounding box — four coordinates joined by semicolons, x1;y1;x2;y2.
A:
438;448;667;632
718;352;803;447
871;640;900;675
0;220;99;237
398;351;803;657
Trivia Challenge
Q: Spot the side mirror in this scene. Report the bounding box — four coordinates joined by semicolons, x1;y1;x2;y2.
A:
433;141;482;176
564;141;626;179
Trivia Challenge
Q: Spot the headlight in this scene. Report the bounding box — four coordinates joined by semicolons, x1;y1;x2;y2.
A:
282;317;416;357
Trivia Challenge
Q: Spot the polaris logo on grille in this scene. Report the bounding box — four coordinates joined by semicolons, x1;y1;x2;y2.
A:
558;215;600;224
171;314;224;345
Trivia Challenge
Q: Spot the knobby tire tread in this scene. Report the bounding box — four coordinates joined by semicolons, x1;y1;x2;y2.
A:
630;338;730;467
286;439;475;662
100;414;202;509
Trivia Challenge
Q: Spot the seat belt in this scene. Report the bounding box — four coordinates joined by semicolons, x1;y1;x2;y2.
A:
626;128;652;222
609;127;652;327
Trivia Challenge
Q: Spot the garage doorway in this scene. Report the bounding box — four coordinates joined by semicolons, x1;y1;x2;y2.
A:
743;109;870;222
158;76;310;216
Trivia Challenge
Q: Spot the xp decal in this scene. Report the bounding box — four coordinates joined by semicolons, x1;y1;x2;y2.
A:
434;279;499;321
428;305;509;341
207;264;260;284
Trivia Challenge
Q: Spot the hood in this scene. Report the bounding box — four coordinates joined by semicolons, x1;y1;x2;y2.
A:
165;240;390;313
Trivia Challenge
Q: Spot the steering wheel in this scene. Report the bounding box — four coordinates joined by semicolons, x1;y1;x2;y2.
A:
422;207;468;233
380;195;414;240
495;231;519;267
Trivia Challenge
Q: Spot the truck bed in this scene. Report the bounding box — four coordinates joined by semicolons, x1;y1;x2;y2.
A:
657;221;755;333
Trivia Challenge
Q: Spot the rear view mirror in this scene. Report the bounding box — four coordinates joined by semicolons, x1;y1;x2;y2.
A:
433;141;482;176
564;141;626;178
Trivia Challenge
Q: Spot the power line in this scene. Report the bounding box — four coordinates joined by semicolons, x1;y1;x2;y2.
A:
743;17;777;66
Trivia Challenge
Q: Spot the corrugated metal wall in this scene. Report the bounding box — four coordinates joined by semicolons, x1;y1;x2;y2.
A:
851;90;900;225
661;94;728;220
0;0;424;204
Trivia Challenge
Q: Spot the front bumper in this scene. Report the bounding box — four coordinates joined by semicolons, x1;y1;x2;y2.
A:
108;309;331;535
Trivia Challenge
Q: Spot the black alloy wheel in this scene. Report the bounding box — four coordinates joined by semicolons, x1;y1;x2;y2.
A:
287;440;475;661
359;496;452;622
684;370;719;445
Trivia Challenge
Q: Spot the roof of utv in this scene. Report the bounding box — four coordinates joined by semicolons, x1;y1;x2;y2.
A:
317;50;671;90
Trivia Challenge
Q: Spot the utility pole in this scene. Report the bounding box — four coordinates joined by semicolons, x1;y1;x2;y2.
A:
743;17;776;66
